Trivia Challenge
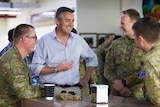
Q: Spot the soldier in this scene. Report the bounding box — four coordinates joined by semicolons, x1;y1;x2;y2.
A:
104;9;144;99
95;34;114;84
132;17;160;105
0;24;44;107
79;58;98;95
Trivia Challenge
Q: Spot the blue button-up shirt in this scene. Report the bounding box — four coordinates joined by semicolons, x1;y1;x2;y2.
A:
31;29;98;85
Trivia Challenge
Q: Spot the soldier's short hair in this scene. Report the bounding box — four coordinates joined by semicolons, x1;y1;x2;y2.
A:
133;17;160;43
122;9;140;21
13;24;34;44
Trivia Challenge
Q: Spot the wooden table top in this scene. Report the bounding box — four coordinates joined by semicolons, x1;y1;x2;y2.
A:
21;95;154;107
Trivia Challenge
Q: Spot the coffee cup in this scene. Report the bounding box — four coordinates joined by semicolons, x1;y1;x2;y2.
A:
44;83;55;100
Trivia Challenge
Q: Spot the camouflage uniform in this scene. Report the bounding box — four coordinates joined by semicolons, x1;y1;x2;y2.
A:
104;36;144;99
140;42;160;105
79;58;98;95
0;46;44;107
95;43;110;85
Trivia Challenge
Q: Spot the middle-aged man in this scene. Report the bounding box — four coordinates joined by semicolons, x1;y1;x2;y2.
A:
104;9;145;100
133;17;160;105
0;24;44;107
31;7;98;96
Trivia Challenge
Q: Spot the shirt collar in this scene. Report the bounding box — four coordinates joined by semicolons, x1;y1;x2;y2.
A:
52;27;74;40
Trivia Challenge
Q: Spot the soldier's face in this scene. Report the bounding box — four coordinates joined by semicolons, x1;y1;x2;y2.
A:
120;14;135;38
26;28;38;53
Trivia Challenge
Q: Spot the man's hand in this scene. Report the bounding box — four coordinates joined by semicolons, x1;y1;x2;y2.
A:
79;78;88;88
112;80;124;91
119;87;132;97
56;59;74;72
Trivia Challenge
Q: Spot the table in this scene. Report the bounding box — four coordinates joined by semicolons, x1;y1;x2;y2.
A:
21;95;154;107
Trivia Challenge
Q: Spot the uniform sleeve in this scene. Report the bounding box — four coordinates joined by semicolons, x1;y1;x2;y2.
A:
104;46;116;85
125;48;144;87
144;59;160;105
90;69;98;83
79;58;86;78
95;46;105;75
125;70;143;87
5;60;44;99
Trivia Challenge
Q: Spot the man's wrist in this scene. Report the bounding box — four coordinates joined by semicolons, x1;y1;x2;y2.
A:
52;67;58;73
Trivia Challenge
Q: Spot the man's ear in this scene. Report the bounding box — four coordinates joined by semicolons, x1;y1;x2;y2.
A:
21;36;28;44
55;18;59;26
139;35;145;47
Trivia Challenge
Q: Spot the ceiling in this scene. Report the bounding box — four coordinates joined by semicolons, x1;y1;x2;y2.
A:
0;0;36;2
0;0;9;2
0;0;39;18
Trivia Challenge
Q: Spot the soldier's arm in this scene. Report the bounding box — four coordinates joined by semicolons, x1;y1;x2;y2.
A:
124;48;144;87
104;46;116;85
124;70;143;87
90;69;98;84
95;47;105;76
144;60;160;105
7;62;44;99
145;71;160;105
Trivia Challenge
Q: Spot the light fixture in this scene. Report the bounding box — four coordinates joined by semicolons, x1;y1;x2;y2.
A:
0;1;39;15
0;10;21;15
42;12;55;15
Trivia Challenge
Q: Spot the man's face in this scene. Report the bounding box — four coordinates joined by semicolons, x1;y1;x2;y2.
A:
120;14;135;38
26;28;38;53
107;35;114;45
56;12;74;35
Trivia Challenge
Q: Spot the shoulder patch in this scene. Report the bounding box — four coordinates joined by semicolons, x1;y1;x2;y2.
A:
139;70;146;79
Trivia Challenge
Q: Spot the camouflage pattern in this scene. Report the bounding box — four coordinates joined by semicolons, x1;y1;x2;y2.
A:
0;46;44;107
141;42;160;105
104;36;144;99
79;58;98;95
95;43;110;85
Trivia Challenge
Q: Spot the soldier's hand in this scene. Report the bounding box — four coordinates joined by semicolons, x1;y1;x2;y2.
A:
119;87;132;97
112;80;124;91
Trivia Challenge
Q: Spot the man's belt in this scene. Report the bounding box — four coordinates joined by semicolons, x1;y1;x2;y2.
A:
55;83;80;88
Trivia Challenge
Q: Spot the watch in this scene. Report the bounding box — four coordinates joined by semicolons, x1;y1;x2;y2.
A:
122;79;127;86
53;68;58;73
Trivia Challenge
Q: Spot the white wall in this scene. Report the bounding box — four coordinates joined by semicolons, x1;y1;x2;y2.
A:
77;0;121;35
121;0;143;18
77;0;143;35
0;19;8;50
